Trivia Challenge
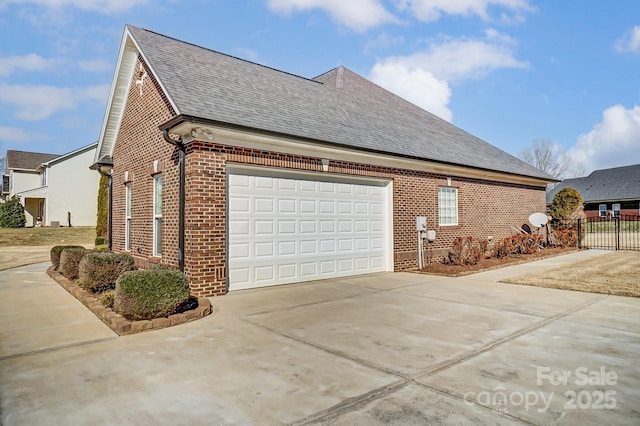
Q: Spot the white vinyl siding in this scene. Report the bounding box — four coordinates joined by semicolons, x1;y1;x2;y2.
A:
125;183;132;251
153;175;162;256
227;170;391;290
438;187;458;226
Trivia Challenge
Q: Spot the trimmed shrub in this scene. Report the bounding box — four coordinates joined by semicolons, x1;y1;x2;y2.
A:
447;236;488;265
94;244;110;252
550;187;584;220
95;236;108;246
99;290;115;309
59;247;87;280
78;252;135;293
96;174;109;238
494;236;518;258
494;233;545;257
51;245;85;269
0;196;26;228
551;228;578;247
114;269;190;321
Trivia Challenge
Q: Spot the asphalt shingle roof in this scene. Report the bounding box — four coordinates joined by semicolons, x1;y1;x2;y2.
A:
6;150;59;171
128;25;554;181
546;164;640;204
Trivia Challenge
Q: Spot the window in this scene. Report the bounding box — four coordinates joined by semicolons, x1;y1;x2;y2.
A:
612;203;621;217
125;183;132;251
438;187;458;226
40;169;47;187
599;204;607;217
153;174;162;256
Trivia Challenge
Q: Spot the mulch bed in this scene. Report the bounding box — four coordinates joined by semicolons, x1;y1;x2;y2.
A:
418;247;579;277
46;266;213;335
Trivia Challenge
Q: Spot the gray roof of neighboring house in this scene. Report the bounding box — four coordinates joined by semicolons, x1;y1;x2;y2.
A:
6;150;59;171
128;26;554;181
546;163;640;204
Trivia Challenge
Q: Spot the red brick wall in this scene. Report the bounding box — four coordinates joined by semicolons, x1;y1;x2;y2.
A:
173;142;546;296
111;58;547;297
110;56;179;269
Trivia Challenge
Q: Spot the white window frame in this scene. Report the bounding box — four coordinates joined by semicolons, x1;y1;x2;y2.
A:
612;203;621;217
40;168;47;187
153;174;162;257
438;186;458;226
125;183;132;251
599;204;607;217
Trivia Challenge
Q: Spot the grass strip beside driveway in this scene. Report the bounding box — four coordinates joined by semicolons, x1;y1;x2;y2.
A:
501;250;640;297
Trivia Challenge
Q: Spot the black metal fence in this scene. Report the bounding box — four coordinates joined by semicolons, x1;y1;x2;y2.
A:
548;216;640;251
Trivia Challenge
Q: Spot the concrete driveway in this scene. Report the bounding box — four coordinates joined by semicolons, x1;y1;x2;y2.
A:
1;250;639;425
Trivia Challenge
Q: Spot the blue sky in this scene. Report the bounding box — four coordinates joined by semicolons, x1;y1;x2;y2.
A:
1;0;639;176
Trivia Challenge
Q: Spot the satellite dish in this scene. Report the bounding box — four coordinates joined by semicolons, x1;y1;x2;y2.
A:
528;212;549;228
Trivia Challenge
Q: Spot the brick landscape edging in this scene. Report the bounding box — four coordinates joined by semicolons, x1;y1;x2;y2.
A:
46;266;212;335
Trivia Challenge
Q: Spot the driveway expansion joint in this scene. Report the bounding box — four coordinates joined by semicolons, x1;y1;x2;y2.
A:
241;316;408;379
0;336;118;361
247;291;608;425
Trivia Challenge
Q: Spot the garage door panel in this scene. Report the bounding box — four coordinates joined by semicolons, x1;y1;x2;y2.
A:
278;199;296;213
229;196;250;213
278;241;296;256
254;220;274;235
278;220;296;234
300;240;317;254
299;199;317;213
228;171;389;290
300;220;316;233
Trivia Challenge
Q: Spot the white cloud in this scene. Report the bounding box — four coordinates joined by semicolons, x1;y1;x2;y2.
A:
364;32;404;52
368;30;525;120
370;62;452;120
0;84;110;120
78;59;112;73
0;53;60;76
397;0;533;22
614;26;640;54
267;0;397;32
569;104;640;172
0;125;38;143
386;30;527;82
1;0;150;13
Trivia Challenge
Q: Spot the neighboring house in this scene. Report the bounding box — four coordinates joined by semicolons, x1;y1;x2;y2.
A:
94;25;556;297
547;164;640;219
3;144;100;227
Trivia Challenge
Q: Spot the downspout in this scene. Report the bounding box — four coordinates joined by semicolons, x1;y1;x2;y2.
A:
162;129;185;272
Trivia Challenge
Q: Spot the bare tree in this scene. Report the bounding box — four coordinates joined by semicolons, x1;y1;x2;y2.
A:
519;139;585;179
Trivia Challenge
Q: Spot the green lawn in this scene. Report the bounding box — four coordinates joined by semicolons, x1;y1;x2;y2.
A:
0;227;96;247
586;219;640;233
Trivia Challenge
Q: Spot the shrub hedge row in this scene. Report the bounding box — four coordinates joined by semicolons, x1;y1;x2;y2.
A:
50;246;193;320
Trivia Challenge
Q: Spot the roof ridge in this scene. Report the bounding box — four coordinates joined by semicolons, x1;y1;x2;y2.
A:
6;149;59;156
127;25;323;86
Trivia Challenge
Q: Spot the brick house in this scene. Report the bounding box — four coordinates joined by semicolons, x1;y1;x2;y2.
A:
547;164;640;219
93;25;555;296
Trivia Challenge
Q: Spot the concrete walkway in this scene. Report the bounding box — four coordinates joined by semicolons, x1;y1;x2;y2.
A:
1;250;639;425
0;262;116;359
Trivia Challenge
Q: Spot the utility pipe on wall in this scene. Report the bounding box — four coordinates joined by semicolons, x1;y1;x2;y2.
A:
162;129;185;272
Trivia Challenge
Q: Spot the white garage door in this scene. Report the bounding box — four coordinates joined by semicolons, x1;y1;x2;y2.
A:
227;168;391;290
